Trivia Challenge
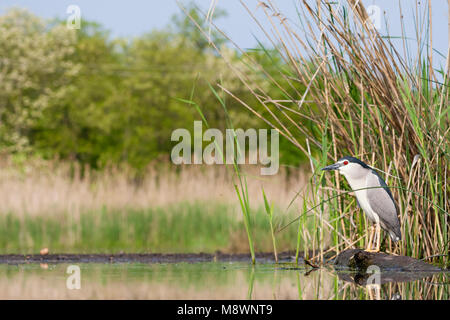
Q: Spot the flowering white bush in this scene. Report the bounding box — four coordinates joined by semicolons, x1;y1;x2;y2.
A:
0;9;80;151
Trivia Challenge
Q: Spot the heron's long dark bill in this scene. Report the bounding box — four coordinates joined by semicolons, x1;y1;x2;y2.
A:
321;163;341;171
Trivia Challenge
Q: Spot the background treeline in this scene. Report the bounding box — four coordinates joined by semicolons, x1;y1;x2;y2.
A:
0;7;306;172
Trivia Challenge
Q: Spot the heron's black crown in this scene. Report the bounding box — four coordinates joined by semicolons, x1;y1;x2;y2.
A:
338;156;371;169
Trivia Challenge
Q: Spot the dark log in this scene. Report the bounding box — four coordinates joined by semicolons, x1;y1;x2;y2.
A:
334;249;445;286
334;248;442;272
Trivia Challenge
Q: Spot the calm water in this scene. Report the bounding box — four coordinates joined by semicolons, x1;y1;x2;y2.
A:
0;262;448;299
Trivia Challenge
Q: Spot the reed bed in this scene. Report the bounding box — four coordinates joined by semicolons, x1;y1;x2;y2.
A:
0;158;306;253
199;0;449;265
0;157;306;218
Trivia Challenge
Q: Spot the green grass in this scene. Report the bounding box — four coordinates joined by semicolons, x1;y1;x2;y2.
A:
0;202;299;254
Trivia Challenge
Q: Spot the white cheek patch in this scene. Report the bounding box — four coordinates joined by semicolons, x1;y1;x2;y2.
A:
339;163;361;178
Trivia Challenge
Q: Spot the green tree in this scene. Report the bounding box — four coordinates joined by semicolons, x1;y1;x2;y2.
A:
31;20;123;167
0;7;307;172
0;9;79;152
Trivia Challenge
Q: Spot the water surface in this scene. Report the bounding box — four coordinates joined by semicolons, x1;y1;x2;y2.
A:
0;262;448;299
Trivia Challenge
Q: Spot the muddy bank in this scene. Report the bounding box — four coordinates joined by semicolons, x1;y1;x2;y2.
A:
0;251;297;265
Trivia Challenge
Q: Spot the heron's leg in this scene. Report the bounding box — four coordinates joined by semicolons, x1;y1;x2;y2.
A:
374;222;381;252
365;225;374;251
370;225;376;250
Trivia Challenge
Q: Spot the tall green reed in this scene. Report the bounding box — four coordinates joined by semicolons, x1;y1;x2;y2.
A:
262;187;278;262
193;0;449;265
179;78;256;263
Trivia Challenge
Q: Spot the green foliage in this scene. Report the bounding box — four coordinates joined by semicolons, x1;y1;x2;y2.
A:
0;7;308;171
29;13;236;170
0;9;79;151
262;187;278;262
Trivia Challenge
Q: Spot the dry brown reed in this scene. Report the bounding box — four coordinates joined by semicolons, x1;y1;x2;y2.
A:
0;157;307;218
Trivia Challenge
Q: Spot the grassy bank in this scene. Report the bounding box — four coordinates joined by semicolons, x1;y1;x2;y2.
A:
0;202;302;254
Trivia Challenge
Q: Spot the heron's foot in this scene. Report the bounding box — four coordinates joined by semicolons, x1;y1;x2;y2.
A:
385;250;399;256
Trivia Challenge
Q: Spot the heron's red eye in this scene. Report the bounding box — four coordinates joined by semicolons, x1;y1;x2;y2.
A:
343;160;349;165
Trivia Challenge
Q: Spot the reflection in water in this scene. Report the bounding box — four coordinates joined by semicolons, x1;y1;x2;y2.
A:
335;268;449;300
247;266;255;299
366;284;381;300
0;263;447;299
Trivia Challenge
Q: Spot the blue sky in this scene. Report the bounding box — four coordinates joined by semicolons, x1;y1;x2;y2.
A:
1;0;448;69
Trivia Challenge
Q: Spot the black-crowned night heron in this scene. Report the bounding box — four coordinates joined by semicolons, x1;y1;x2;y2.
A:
321;156;401;252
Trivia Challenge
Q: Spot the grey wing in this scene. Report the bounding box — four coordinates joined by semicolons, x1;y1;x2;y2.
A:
366;170;402;241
